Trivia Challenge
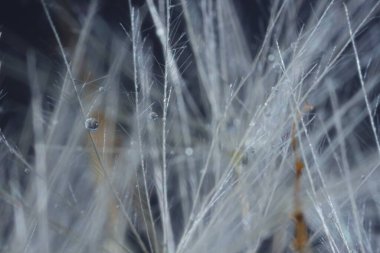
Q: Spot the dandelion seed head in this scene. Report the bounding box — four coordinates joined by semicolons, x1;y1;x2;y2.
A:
2;0;380;252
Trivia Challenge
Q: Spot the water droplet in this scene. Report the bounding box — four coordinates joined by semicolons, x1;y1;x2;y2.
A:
249;121;256;127
24;168;30;175
98;86;105;92
156;28;164;37
272;63;280;70
268;54;275;62
185;147;193;156
85;117;99;131
149;111;159;121
229;84;234;97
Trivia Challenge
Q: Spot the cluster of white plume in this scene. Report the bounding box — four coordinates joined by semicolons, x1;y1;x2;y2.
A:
1;0;380;252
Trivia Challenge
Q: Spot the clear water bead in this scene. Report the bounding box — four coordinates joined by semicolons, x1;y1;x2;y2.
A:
185;147;193;156
85;117;99;131
149;111;159;121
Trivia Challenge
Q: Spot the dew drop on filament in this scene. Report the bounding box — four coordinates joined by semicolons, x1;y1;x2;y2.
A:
149;111;159;121
185;147;193;156
85;117;99;131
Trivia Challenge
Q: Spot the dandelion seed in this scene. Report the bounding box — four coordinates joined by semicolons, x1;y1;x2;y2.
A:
85;117;99;131
291;103;314;252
